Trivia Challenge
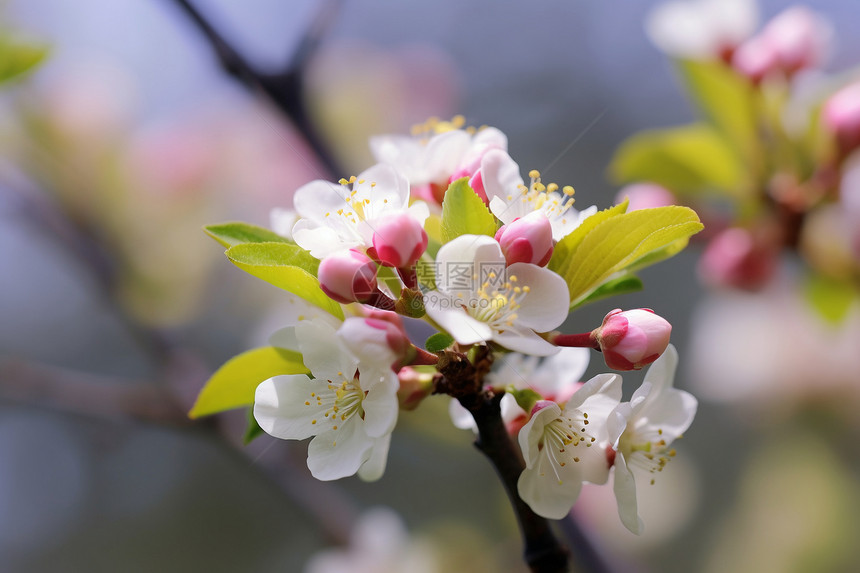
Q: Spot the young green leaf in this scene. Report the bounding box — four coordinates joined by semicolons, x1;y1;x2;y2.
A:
676;59;758;158
609;124;746;197
549;200;628;280
243;407;266;445
425;332;455;353
225;242;343;319
440;177;498;242
205;222;292;248
562;206;703;306
0;36;48;84
189;347;308;418
571;274;644;310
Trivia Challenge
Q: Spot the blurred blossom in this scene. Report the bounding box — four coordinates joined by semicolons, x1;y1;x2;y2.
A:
646;0;758;61
306;40;460;172
304;508;439;573
697;227;779;291
614;183;676;212
799;204;859;278
689;285;860;407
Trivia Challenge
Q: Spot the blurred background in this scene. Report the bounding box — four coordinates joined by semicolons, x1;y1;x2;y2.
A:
1;0;859;571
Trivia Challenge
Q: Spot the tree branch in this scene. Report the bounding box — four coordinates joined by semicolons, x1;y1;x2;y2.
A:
168;0;344;177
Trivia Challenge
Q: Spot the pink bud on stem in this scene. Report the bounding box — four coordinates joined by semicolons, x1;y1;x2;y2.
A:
552;309;672;371
824;82;860;159
318;249;379;304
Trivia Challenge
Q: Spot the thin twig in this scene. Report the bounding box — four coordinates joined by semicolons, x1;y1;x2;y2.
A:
168;0;344;177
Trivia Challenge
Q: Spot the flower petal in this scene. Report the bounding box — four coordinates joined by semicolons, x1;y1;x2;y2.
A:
254;375;331;440
307;416;373;481
424;129;471;182
494;328;560;356
296;322;358;383
361;375;399;438
424;300;494;345
449;399;476;431
434;235;505;293
505;262;570;332
612;453;644;534
517;454;584;520
481;149;524;223
357;434;391;482
518;401;562;468
529;348;590;396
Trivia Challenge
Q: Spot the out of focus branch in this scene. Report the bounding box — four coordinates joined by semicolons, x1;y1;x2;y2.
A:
169;0;344;177
0;358;189;425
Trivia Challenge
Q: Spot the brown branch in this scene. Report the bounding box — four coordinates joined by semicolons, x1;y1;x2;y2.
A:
168;0;344;177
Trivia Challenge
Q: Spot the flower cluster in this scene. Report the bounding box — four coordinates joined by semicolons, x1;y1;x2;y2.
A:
197;117;702;537
634;0;860;297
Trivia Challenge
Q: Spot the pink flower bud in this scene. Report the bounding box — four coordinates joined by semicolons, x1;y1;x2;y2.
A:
761;6;831;75
824;82;860;156
494;211;554;266
396;366;435;410
698;227;778;291
318;249;378;304
594;309;672;371
732;35;779;84
450;153;490;204
372;213;428;268
614;183;676;212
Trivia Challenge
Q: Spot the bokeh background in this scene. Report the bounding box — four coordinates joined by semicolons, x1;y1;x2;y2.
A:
2;0;859;572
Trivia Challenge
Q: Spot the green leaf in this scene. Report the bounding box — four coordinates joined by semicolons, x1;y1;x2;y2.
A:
804;274;858;325
225;242;343;319
676;59;758;157
425;332;454;353
190;347;308;418
510;388;541;414
560;206;703;306
440;177;498;243
571;274;644;310
0;36;48;84
243;407;266;445
205;222;292;249
549;201;628;280
609;123;745;197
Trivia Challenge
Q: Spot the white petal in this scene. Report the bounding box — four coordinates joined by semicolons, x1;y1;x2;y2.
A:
551;204;598;241
425;301;494;345
505;263;570;332
517;454;584;520
607;404;633;447
494;328;560;356
292;222;358;259
434;234;505;292
481;149;524;220
254;376;331;440
518;402;562;468
470;127;508;155
307;417;373;481
361;375;399;438
424;130;471;182
449;399;476;431
639;388;698;441
566;373;623;416
612;454;644;534
357;434;391;482
643;344;678;396
293;180;350;223
487;354;540;389
269;208;297;239
358;163;410;209
530;348;590;396
296;322;358;383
